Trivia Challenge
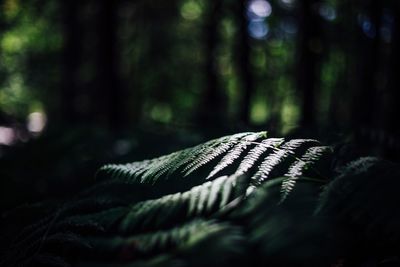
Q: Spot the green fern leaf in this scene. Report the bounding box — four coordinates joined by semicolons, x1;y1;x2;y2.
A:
119;174;246;234
98;132;256;184
235;138;284;176
4;131;338;267
182;132;256;176
86;219;243;266
206;132;267;179
280;146;332;202
251;139;319;187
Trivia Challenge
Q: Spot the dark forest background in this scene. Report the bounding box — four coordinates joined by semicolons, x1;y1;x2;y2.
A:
0;0;400;211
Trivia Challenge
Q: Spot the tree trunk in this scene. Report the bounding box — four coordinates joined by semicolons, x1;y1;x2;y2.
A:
197;0;226;129
352;0;383;133
296;0;322;129
383;1;400;159
61;0;82;125
94;0;124;131
237;0;254;126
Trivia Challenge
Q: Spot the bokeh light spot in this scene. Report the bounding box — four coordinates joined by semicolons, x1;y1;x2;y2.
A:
318;4;336;21
181;1;202;21
248;0;272;19
248;21;269;40
27;112;47;134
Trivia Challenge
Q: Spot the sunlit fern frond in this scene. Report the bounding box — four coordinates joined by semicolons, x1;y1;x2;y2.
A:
234;138;284;176
280;146;332;202
182;132;259;176
206;132;269;179
98;132;263;184
98;132;331;202
250;139;320;186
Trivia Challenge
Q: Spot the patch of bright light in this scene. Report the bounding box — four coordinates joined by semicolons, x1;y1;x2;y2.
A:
248;0;272;19
181;0;202;21
248;20;269;40
27;112;47;134
0;126;16;145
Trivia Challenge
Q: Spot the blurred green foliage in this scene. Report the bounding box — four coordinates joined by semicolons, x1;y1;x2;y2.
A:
0;0;309;132
0;0;398;138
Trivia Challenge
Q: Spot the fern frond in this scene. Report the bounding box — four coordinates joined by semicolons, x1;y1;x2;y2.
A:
90;219;226;255
235;138;284;176
206;132;268;179
84;219;243;267
251;139;319;187
119;174;246;234
164;137;227;176
316;157;400;245
98;133;329;207
182;132;256;176
316;157;380;214
98;132;257;184
280;146;332;202
4;131;338;267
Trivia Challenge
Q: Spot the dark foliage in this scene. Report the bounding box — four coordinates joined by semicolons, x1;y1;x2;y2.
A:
1;131;400;267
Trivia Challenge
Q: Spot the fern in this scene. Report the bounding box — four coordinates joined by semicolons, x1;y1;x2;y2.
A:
2;131;340;267
235;138;284;176
205;132;267;179
251;139;320;186
98;132;330;202
119;174;246;234
98;132;258;184
88;219;240;256
280;146;332;202
182;132;258;176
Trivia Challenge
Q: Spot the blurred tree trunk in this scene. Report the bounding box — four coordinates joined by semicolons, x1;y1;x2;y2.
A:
352;0;383;135
296;0;322;129
0;0;6;124
61;0;82;125
328;1;355;130
236;0;254;126
93;0;124;131
383;1;400;159
197;0;226;129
